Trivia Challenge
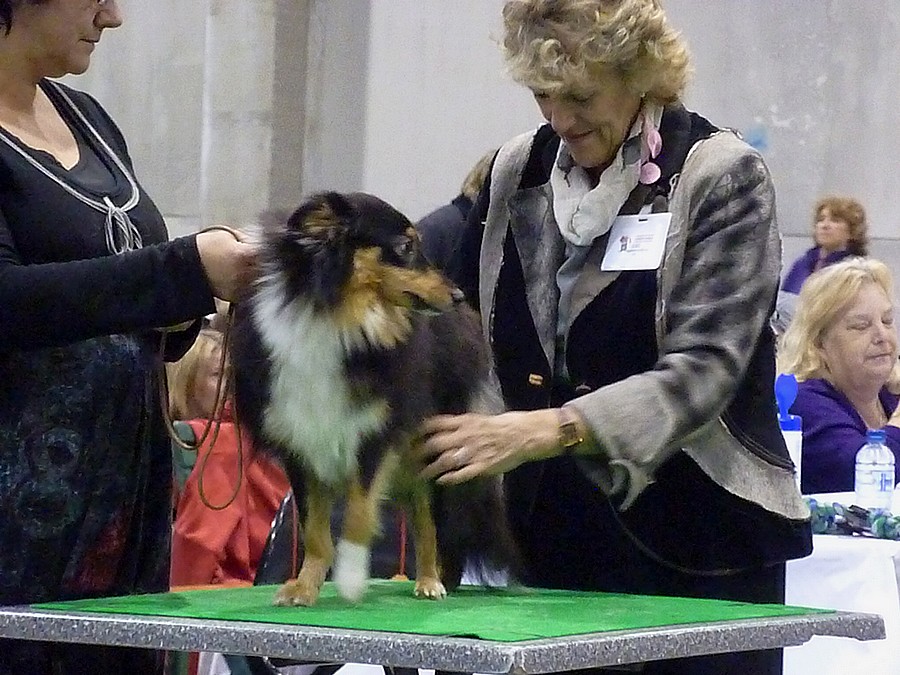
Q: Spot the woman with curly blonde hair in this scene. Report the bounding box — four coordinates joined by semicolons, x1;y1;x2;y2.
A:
778;257;900;494
502;0;691;107
419;2;811;673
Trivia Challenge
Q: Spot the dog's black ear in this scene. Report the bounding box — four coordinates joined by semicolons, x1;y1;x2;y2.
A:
320;192;357;223
285;192;355;236
277;192;356;309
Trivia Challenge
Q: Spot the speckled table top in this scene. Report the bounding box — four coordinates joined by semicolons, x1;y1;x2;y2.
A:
0;605;885;673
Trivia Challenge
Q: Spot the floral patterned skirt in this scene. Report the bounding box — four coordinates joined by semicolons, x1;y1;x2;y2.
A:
0;335;172;673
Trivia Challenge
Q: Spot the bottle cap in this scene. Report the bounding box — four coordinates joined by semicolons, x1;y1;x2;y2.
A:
779;413;802;432
866;428;887;444
775;374;799;424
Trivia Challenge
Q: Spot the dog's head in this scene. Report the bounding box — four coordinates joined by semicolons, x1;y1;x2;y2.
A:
259;192;458;346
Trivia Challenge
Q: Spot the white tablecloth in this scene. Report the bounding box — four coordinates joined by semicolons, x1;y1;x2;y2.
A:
784;492;900;675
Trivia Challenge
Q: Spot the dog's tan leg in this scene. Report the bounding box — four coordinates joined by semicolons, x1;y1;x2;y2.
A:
274;480;334;607
409;483;447;600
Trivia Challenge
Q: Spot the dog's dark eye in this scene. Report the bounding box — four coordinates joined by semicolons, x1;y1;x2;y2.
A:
392;238;416;260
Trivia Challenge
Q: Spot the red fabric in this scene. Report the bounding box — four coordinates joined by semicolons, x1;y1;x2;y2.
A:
170;409;290;588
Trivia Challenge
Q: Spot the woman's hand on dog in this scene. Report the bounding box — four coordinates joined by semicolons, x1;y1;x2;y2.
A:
417;409;564;484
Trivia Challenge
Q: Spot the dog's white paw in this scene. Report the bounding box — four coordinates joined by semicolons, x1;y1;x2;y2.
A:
334;539;371;603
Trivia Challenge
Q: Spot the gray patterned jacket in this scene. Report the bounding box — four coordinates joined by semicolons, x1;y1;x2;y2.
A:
478;124;809;521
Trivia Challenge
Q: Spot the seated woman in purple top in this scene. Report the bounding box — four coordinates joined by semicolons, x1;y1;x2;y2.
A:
778;257;900;494
782;196;869;294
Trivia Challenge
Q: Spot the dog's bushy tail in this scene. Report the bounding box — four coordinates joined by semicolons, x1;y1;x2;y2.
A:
433;477;522;590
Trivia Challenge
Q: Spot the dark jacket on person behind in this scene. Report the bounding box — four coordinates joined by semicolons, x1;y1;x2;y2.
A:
416;194;474;271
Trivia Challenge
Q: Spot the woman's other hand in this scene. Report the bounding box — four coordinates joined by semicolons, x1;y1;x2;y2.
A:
417;409;562;484
195;228;257;302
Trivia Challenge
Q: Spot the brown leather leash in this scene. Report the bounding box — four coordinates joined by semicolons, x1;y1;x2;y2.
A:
159;225;247;511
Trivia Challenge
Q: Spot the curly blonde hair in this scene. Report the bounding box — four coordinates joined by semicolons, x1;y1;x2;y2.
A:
813;195;869;256
777;257;900;391
501;0;691;105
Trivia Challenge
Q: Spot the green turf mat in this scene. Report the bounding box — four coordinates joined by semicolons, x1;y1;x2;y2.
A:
34;581;832;643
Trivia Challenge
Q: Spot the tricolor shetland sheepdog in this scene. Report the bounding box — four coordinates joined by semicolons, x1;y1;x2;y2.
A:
230;191;518;606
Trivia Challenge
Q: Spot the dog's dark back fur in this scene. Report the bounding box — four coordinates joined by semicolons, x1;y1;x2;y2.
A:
229;191;518;592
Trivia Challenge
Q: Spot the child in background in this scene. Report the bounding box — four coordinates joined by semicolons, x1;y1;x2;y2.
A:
166;329;290;588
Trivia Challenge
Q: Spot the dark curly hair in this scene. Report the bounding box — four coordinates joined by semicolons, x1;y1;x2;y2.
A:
1;0;48;35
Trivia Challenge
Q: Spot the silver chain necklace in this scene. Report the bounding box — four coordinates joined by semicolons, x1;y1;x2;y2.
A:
0;81;143;254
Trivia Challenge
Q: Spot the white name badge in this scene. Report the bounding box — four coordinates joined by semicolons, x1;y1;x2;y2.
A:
600;212;672;271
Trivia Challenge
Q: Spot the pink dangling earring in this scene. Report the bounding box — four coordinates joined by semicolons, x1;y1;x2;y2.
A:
639;112;662;185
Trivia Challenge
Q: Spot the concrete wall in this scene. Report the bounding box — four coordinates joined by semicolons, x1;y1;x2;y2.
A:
73;0;900;282
664;0;900;284
72;0;306;235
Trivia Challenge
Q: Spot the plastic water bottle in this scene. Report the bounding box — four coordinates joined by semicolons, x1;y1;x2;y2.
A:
854;429;896;511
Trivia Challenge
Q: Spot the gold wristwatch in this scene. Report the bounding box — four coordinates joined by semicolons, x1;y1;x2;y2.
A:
557;407;584;455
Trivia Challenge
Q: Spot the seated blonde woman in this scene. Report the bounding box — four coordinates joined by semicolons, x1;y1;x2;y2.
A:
778;257;900;494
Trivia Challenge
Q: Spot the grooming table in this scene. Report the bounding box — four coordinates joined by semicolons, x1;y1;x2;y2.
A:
0;581;885;673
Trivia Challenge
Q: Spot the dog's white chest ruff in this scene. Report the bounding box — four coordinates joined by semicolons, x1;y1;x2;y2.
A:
252;280;387;485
